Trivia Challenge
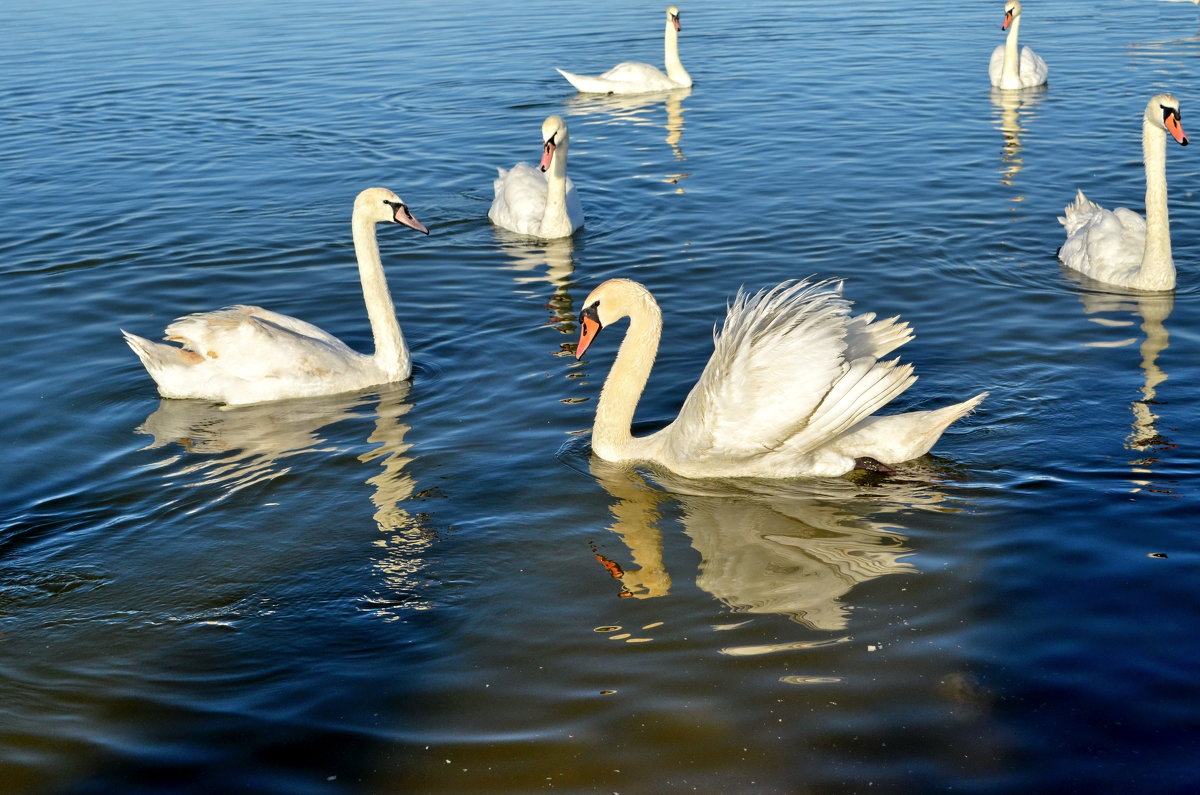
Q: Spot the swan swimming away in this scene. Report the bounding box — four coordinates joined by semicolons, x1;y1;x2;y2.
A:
123;187;429;406
989;0;1048;89
574;278;987;478
557;6;692;94
1059;94;1189;291
489;115;583;239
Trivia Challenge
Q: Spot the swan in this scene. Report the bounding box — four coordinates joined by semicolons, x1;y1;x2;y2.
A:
989;0;1048;89
489;115;583;239
1059;94;1190;291
122;187;429;406
573;278;987;478
557;6;692;94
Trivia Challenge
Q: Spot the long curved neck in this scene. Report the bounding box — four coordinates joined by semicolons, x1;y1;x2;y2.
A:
664;19;691;87
1139;116;1175;290
541;138;572;238
1001;17;1022;87
592;298;662;460
351;215;409;377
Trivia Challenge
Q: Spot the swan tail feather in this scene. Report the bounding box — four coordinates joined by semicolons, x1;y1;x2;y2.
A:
556;67;612;94
1059;189;1101;235
828;391;988;463
123;330;203;373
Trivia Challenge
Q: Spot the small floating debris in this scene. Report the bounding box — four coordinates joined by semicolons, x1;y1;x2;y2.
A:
594;626;621;633
779;675;842;685
1148;552;1168;558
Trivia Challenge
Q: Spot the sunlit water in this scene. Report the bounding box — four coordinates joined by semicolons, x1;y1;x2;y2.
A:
4;0;1200;791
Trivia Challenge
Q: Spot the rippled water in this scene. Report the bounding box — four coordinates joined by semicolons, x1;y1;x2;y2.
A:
4;0;1200;791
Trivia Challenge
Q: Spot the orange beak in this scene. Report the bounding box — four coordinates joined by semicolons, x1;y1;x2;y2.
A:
1167;113;1190;146
672;14;681;32
540;138;556;172
1002;10;1012;30
575;315;601;359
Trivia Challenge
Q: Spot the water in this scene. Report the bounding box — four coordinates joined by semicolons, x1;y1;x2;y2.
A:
3;0;1200;790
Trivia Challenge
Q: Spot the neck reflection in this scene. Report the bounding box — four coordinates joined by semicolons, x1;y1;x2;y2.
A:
587;459;955;631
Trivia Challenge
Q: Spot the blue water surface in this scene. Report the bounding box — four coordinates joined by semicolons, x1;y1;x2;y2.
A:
3;0;1200;791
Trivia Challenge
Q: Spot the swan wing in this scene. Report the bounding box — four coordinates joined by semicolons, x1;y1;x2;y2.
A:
163;305;360;380
1019;46;1049;86
1059;192;1147;283
988;44;1005;85
665;281;913;463
557;63;679;93
489;162;549;236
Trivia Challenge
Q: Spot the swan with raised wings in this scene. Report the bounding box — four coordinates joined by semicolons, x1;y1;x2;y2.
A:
489;115;583;239
1059;94;1189;291
557;6;692;94
123;187;429;406
574;279;986;478
989;0;1048;90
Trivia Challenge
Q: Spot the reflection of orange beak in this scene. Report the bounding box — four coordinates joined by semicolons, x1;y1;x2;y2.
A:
1002;10;1012;30
1167;114;1190;146
540;139;556;172
575;315;601;359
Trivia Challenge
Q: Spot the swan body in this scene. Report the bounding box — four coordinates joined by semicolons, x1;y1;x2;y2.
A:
989;1;1048;89
123;187;429;406
557;6;692;94
1059;94;1190;291
574;279;986;478
489;115;583;239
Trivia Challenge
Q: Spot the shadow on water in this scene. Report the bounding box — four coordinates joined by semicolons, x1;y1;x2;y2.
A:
989;85;1046;201
1066;272;1176;494
566;86;691;189
581;455;961;634
135;382;438;615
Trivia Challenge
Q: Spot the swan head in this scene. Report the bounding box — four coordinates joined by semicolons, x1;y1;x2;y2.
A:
667;6;682;32
1001;0;1021;31
354;187;429;234
574;279;656;360
539;115;569;172
1148;94;1189;146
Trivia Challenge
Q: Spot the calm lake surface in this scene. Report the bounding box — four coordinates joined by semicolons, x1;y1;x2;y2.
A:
4;0;1200;791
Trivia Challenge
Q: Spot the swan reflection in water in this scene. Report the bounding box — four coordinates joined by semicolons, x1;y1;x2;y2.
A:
989;85;1046;197
1071;278;1175;492
135;383;436;615
587;458;956;631
495;230;578;346
566;86;691;190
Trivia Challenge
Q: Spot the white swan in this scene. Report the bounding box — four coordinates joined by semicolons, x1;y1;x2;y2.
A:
1059;94;1190;291
574;279;987;478
123;187;429;406
489;115;583;239
557;6;692;94
989;0;1049;89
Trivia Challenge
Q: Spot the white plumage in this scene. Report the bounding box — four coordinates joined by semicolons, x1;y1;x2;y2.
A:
989;1;1048;90
489;115;583;239
122;187;429;406
574;279;986;478
557;5;692;95
1058;93;1190;291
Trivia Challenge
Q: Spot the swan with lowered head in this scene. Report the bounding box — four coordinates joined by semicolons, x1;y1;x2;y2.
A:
989;0;1048;89
489;115;583;239
1059;94;1189;291
123;187;429;406
574;279;986;478
557;6;692;94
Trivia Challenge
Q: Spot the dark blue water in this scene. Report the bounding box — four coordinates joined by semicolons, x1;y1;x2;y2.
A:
4;0;1200;791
